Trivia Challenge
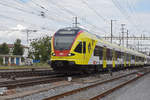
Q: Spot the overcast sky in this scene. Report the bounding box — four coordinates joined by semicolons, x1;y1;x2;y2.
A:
0;0;150;49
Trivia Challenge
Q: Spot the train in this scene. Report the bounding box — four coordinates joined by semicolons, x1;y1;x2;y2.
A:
50;27;150;73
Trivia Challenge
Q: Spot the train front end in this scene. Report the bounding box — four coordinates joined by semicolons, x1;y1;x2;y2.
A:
50;27;84;73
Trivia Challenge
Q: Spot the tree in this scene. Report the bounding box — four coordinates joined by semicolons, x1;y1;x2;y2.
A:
0;42;9;54
0;57;2;65
13;39;24;55
29;36;51;62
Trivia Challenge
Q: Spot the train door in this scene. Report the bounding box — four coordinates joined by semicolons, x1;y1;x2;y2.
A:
103;47;107;68
112;50;115;68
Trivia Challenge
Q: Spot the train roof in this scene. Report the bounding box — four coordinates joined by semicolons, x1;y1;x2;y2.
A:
58;27;82;31
80;28;146;58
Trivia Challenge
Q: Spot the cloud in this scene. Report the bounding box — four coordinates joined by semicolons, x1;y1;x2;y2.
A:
0;0;149;47
12;24;26;30
20;0;30;3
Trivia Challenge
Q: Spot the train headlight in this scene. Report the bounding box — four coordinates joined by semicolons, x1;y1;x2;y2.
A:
68;53;75;56
52;53;56;56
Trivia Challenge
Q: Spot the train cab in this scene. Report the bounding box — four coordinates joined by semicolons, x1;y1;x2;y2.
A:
51;27;89;72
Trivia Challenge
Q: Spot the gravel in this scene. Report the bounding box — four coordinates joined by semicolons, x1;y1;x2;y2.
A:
12;69;138;100
59;75;136;100
14;83;91;100
101;72;150;100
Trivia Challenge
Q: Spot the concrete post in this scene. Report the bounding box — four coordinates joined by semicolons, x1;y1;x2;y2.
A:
3;57;5;65
14;57;16;65
19;57;21;65
8;57;11;66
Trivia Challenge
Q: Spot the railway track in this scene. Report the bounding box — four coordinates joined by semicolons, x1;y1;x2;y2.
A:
0;74;64;89
0;72;90;89
43;68;150;100
0;70;54;78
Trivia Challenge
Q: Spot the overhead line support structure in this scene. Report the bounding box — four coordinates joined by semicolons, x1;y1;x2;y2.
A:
110;20;117;43
121;24;125;47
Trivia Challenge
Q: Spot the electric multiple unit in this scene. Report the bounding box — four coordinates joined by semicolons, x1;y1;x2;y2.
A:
50;27;150;73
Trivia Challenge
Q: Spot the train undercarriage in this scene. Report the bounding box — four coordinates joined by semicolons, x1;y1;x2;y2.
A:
50;60;146;74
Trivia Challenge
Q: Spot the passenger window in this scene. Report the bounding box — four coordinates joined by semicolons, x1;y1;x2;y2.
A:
94;46;103;60
74;42;82;53
106;48;112;60
94;46;99;56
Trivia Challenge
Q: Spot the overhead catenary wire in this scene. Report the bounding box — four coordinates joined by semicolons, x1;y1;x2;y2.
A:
81;0;107;22
13;0;42;13
111;0;141;33
46;0;108;34
125;0;144;32
0;1;71;26
111;0;149;50
0;0;108;35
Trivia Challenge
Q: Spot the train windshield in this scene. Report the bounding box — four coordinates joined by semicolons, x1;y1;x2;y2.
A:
54;30;78;50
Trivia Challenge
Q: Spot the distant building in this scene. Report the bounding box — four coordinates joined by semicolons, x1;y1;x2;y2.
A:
7;44;29;57
0;55;23;66
0;44;29;66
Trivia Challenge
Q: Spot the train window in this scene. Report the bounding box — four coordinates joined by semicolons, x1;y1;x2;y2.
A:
94;46;99;56
132;55;135;60
106;48;110;60
121;52;124;59
116;51;118;60
137;57;139;61
142;58;144;62
114;50;117;60
116;51;120;59
74;42;82;53
115;51;118;59
83;42;86;54
88;43;91;53
124;53;126;59
57;30;76;35
99;47;103;60
126;54;129;61
106;48;112;60
94;46;103;59
110;49;113;60
117;51;121;58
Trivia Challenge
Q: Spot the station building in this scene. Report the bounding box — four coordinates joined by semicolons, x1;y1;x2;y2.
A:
0;55;22;65
0;44;29;66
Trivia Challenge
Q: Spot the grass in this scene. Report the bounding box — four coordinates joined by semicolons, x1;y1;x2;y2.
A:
0;63;51;70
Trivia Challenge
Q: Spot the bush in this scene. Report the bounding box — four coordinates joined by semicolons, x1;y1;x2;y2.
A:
0;57;3;65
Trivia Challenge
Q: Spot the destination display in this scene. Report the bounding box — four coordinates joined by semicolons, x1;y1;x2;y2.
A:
58;30;76;34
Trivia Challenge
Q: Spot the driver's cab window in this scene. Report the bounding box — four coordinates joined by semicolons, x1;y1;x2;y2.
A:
74;41;86;53
74;42;82;53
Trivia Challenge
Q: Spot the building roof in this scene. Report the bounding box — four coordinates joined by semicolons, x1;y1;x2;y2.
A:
0;44;28;48
0;54;22;57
